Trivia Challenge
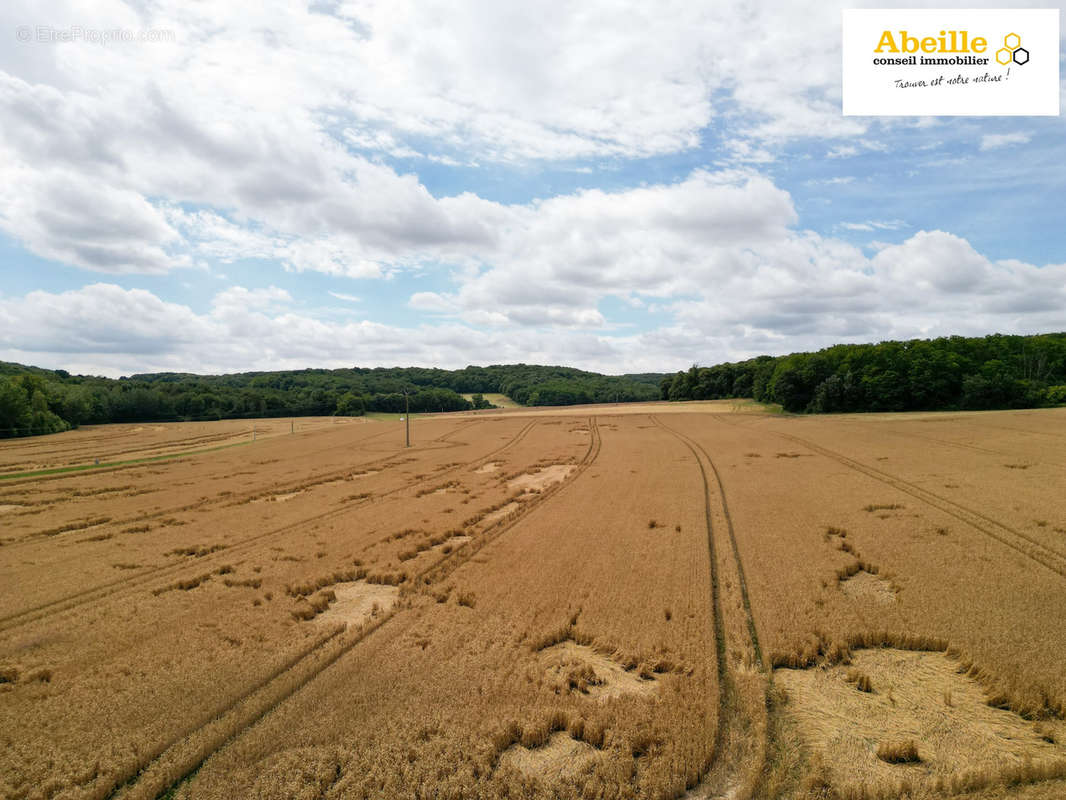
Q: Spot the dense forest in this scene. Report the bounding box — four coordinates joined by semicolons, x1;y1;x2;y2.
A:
8;331;1062;438
662;333;1066;413
0;362;663;438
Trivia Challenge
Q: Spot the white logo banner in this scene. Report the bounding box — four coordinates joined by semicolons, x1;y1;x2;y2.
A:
842;8;1059;116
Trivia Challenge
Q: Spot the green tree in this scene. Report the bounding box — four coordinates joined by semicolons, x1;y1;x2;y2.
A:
0;378;32;436
335;392;366;416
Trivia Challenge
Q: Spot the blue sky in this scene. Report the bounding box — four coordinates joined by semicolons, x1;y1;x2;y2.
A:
0;1;1063;377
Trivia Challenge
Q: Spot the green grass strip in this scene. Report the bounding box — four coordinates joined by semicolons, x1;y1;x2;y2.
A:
0;440;253;481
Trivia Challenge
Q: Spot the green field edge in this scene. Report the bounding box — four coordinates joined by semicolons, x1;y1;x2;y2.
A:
0;440;254;481
460;392;520;408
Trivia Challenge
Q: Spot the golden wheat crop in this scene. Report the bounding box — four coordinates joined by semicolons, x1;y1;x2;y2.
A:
1;406;1065;799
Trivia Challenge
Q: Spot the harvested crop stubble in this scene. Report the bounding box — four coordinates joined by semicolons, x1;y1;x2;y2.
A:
168;415;719;800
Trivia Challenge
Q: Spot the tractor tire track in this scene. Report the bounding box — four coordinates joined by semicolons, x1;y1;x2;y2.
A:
417;416;601;586
104;420;589;800
1;417;480;555
863;428;1066;472
651;416;768;800
0;419;535;636
965;419;1066;440
766;429;1066;580
655;417;763;664
0;413;425;490
100;621;378;800
0;418;476;542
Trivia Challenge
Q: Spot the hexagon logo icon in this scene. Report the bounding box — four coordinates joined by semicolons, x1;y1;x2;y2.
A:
1012;47;1029;65
996;47;1013;65
1004;32;1021;50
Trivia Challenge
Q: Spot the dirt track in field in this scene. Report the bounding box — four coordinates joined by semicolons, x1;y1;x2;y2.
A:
2;406;1065;800
0;416;360;475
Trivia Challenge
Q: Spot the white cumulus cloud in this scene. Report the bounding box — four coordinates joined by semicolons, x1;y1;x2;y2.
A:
980;132;1032;151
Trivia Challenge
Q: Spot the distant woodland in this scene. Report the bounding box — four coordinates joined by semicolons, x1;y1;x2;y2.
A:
4;332;1065;439
661;333;1066;413
0;363;662;437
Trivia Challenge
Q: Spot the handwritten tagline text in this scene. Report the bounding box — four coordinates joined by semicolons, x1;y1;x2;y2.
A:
894;72;1007;89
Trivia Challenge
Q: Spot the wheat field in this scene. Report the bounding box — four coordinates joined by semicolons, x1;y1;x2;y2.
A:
1;406;1064;799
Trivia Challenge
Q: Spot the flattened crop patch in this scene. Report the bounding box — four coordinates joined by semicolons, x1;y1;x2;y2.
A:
315;581;398;627
498;732;601;781
254;491;305;504
839;570;896;605
509;465;576;493
541;641;657;701
483;501;521;525
775;648;1066;792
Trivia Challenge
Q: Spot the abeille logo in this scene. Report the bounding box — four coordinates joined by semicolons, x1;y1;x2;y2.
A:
875;30;988;54
869;27;1032;68
996;33;1029;66
843;8;1059;117
871;29;994;66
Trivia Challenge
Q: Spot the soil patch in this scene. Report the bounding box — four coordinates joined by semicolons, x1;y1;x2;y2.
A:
475;462;501;474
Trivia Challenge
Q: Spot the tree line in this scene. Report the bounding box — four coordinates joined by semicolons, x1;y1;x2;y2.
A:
0;362;662;438
661;333;1066;413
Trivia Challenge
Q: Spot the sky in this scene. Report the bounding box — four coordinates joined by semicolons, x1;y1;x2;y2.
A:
0;0;1063;378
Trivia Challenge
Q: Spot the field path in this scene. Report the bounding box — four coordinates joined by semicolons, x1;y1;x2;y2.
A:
0;417;384;477
100;419;600;800
419;416;601;585
0;418;536;635
758;426;1066;580
0;416;473;543
651;416;769;800
11;408;1065;798
877;428;1066;471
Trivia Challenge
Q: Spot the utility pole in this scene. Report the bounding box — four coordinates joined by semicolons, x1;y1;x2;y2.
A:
404;390;411;447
